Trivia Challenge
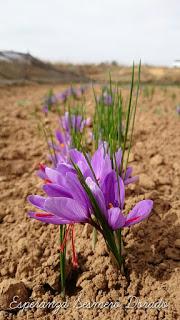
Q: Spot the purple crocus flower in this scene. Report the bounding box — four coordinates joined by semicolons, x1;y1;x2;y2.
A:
28;145;153;231
69;143;138;186
86;177;153;230
103;94;113;106
42;105;49;114
55;92;68;103
61;112;88;134
28;171;91;225
28;169;153;230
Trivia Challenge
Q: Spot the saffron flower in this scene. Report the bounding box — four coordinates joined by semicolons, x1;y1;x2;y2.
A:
61;111;90;134
28;144;153;272
69;143;138;186
28;146;153;231
103;93;113;106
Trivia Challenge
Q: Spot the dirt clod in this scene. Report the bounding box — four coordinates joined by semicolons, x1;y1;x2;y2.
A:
0;279;30;311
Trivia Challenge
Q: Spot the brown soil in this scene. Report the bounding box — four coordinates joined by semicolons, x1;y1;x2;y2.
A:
0;83;180;320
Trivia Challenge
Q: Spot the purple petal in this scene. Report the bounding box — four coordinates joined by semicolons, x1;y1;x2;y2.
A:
69;149;91;176
43;184;72;198
91;145;111;182
69;149;87;164
124;167;133;180
44;197;89;223
65;173;90;210
115;176;125;209
36;169;47;180
86;177;107;218
28;195;46;210
125;200;153;227
45;168;65;185
56;163;75;175
124;175;139;185
107;207;126;230
114;148;122;170
85;117;91;126
55;130;65;144
102;171;116;208
28;211;68;224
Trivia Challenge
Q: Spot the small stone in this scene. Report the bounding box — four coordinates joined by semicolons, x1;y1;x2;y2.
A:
47;274;60;291
93;274;107;290
82;224;92;237
165;248;180;261
17;238;27;254
77;271;95;287
3;215;15;223
0;279;30;310
158;176;171;185
174;239;180;249
0;246;5;254
129;153;135;162
0;311;9;320
145;190;159;200
159;263;168;270
139;173;155;189
150;154;163;166
0;268;8;276
137;230;145;237
159;238;169;250
11;163;27;176
8;263;16;275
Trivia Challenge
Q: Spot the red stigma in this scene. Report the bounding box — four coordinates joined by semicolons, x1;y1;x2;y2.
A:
126;216;140;224
59;224;78;268
35;212;54;218
44;179;52;184
71;225;78;268
59;225;72;252
39;163;46;171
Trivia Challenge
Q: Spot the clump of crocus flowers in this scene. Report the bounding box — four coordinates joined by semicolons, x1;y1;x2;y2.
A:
42;86;87;114
29;144;152;230
28;143;153;282
28;63;153;297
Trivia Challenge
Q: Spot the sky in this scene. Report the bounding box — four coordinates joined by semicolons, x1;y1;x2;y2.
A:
1;0;180;66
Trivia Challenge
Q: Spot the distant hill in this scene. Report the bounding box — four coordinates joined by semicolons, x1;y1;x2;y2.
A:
0;51;88;85
0;51;179;86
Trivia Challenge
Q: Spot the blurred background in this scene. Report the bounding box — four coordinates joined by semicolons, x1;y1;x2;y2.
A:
0;0;180;84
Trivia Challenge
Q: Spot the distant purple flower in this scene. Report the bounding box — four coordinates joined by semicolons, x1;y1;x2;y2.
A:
51;95;57;104
103;93;113;106
45;95;57;106
42;105;49;114
61;112;89;134
176;105;180;115
56;92;68;103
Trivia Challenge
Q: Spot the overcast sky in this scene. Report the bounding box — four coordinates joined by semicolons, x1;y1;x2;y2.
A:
1;0;180;65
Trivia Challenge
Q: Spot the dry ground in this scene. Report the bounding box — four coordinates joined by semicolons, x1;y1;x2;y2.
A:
0;81;180;320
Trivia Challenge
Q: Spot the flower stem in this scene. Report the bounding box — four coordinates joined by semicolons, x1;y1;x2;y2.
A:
114;229;125;272
92;227;97;250
60;225;66;297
